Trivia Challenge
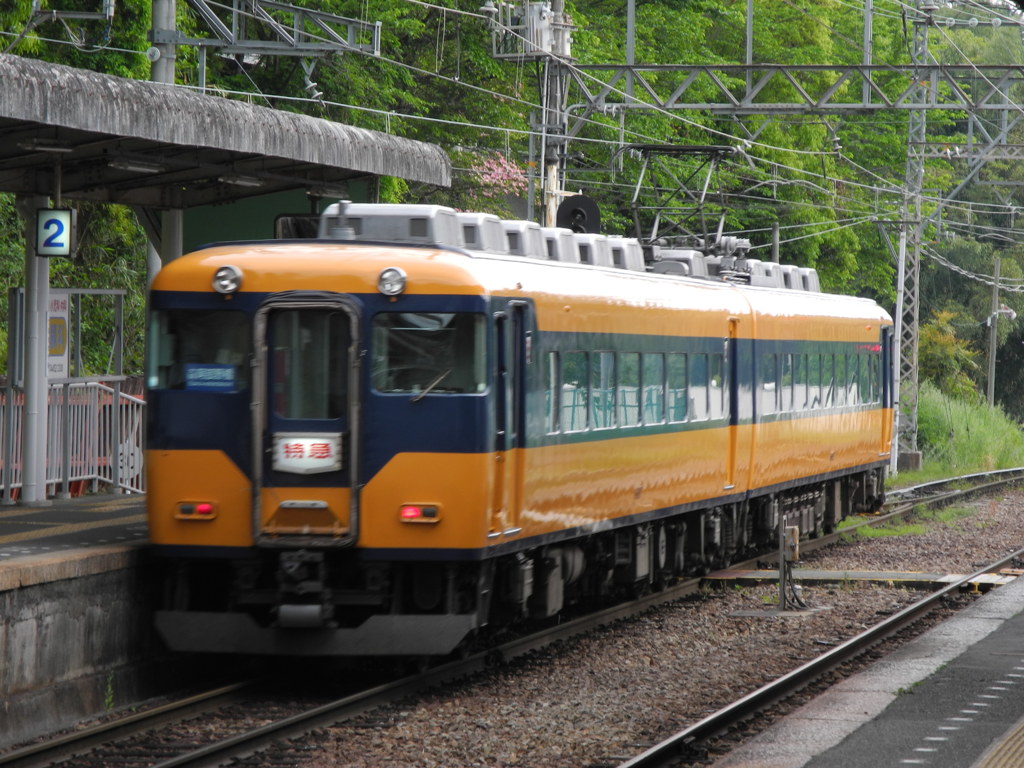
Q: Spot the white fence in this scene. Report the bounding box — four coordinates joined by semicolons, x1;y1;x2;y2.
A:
0;382;145;502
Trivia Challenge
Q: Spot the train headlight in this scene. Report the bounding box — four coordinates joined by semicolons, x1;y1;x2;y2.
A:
378;267;407;296
212;265;243;294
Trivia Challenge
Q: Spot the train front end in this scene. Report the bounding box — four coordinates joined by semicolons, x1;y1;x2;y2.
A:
146;241;500;656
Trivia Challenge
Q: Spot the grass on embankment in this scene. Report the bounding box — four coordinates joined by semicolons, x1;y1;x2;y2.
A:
839;505;976;540
894;381;1024;487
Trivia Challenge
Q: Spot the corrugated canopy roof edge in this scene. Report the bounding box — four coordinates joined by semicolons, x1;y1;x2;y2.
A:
0;53;451;208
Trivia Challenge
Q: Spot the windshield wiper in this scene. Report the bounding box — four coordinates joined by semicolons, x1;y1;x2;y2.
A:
411;368;452;402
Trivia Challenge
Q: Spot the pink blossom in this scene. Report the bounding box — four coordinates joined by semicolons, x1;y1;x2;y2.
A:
473;153;527;198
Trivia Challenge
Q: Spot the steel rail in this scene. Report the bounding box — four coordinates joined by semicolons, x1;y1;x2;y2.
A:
8;469;1022;768
887;467;1024;502
0;682;251;768
770;466;1024;564
614;549;1024;768
147;470;1024;767
142;581;714;768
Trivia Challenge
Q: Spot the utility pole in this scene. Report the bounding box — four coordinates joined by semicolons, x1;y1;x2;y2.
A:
484;1;574;225
148;0;182;279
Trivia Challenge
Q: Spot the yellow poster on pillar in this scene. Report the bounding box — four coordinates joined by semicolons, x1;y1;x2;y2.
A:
47;294;69;379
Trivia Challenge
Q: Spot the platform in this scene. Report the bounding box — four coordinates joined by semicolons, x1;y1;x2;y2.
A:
0;493;146;562
712;572;1024;768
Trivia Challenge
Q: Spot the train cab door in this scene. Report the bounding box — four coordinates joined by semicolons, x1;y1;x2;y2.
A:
252;295;360;546
491;302;528;537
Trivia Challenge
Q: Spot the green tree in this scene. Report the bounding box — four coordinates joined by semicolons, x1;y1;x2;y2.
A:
918;310;982;402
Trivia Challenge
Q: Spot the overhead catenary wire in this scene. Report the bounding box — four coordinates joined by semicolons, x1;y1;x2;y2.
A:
0;3;939;210
6;1;1024;248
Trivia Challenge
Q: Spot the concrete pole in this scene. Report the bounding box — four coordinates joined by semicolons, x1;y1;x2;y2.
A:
745;0;753;92
626;0;634;98
541;0;569;227
17;194;51;504
146;242;162;286
151;0;184;266
151;0;176;86
863;0;873;104
987;257;1000;407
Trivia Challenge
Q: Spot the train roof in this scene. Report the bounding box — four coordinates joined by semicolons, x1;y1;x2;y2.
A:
157;251;890;344
314;202;824;291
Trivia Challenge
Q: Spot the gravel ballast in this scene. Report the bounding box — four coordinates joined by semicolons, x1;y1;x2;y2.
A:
305;491;1024;768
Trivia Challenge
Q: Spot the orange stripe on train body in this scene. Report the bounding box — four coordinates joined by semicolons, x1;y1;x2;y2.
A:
356;406;890;551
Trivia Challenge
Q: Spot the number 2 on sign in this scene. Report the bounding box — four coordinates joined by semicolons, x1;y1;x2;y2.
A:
42;217;66;248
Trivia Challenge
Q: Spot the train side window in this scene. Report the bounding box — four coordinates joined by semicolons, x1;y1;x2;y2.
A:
618;352;640;427
863;354;870;404
709;353;725;420
864;354;872;404
643;353;666;425
759;353;777;416
780;354;793;413
591;351;616;429
808;354;821;409
147;309;251;392
667;353;688;423
371;312;486;395
545;351;559;433
848;355;859;405
690;353;709;421
835;354;847;406
869;353;880;403
561;351;589;432
822;354;835;408
841;354;852;405
794;354;807;410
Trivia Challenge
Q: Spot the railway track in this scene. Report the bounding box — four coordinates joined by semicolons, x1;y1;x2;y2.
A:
615;544;1024;768
764;466;1024;565
4;469;1021;768
0;576;713;768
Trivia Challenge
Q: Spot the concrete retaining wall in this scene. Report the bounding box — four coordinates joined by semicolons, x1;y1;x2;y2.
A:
0;547;171;750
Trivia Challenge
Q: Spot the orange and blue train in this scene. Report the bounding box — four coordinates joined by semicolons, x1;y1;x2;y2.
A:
145;203;894;656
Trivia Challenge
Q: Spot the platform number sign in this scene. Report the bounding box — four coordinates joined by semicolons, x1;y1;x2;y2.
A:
36;208;77;257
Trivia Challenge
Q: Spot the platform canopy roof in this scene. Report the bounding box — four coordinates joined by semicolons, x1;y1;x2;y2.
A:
0;54;451;209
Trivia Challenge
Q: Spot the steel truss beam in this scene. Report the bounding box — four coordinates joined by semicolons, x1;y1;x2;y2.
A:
151;0;381;57
561;64;1024;135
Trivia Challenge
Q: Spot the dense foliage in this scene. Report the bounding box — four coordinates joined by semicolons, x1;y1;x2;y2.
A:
2;0;1024;419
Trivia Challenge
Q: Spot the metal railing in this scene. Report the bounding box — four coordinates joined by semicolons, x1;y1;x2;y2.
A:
0;382;145;503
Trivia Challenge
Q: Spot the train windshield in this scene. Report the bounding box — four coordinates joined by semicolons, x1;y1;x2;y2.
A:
371;312;486;394
268;309;348;420
147;309;250;392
